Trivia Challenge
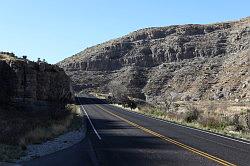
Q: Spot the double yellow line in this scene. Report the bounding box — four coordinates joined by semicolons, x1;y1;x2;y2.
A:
95;104;236;166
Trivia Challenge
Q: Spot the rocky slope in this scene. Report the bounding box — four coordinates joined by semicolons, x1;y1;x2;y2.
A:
0;53;74;107
58;17;249;105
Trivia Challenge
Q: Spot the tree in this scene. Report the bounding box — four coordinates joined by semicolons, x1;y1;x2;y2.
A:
109;80;137;109
23;55;27;59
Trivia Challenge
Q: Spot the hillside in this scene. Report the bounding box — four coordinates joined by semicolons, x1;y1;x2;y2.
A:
0;53;74;107
58;17;249;106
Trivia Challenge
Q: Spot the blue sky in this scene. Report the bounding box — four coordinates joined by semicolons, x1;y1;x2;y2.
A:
0;0;249;64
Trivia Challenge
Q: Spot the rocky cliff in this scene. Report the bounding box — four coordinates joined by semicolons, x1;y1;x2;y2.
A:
58;17;249;105
0;54;74;107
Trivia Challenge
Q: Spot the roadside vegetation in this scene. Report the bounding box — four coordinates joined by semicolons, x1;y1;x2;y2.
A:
125;103;250;141
93;93;250;141
0;104;82;162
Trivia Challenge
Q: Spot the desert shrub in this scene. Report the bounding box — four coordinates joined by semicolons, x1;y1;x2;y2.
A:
166;111;179;120
138;105;166;117
233;115;241;131
129;101;137;110
247;111;250;130
200;116;220;128
232;114;249;131
151;108;166;117
198;115;228;129
65;104;81;114
123;100;137;110
184;106;199;123
119;97;137;110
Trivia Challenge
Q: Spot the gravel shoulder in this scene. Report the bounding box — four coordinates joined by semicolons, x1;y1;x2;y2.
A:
16;109;87;163
17;126;86;162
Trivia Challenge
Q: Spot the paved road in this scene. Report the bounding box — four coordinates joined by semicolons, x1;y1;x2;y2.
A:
21;136;97;166
23;95;250;166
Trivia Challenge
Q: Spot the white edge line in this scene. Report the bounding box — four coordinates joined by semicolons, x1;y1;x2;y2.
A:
108;104;250;145
78;98;102;140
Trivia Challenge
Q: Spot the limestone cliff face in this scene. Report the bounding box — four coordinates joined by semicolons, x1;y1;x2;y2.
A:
58;17;249;104
0;54;74;106
0;60;17;104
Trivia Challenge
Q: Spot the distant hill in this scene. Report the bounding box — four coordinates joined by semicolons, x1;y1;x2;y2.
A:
58;17;249;105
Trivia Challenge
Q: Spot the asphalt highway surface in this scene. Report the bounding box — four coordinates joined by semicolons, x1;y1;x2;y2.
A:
23;95;250;166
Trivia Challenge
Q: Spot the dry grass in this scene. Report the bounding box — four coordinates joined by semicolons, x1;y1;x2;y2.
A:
19;104;82;147
19;115;73;146
116;102;250;141
0;104;82;161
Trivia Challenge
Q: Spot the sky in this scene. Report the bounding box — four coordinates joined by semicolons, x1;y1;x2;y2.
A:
0;0;249;64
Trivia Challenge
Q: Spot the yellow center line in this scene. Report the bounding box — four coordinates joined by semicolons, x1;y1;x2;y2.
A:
95;104;237;166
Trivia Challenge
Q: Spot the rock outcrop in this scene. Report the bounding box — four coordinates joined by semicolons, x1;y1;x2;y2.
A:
58;17;250;105
0;54;74;107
